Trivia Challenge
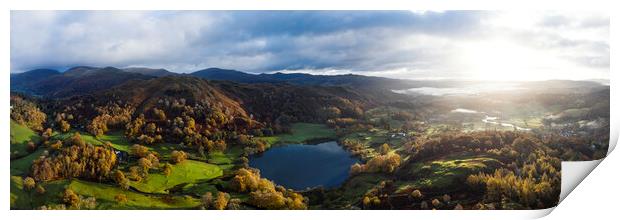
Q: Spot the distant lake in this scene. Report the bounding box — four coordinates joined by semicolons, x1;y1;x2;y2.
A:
392;82;523;96
249;141;359;190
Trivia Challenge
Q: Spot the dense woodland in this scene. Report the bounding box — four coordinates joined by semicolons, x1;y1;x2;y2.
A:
10;68;610;210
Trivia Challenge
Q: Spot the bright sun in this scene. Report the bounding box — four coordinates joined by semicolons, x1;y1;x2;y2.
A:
456;38;580;82
458;39;542;81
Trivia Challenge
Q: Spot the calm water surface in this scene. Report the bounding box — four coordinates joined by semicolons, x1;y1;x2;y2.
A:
249;141;359;190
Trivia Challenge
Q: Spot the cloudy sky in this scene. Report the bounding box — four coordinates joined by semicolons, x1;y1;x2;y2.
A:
11;11;609;81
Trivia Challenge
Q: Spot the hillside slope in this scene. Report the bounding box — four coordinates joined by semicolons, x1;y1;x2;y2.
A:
11;67;154;98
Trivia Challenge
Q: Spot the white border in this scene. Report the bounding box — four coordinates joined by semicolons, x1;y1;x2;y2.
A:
2;0;617;219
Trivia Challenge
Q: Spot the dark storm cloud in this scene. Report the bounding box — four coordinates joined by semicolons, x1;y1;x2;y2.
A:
171;10;488;72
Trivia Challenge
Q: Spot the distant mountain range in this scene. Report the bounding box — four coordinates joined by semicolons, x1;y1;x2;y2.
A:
9;66;430;98
10;66;608;98
190;68;423;89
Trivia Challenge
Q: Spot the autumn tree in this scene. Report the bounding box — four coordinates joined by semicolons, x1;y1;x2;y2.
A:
145;123;157;134
214;140;227;152
131;144;150;158
128;166;143;182
249;188;286;209
115;194;128;203
60;120;71;132
379;143;391;155
31;144;117;182
153;108;166;120
67;132;85;147
201;192;213;209
23;177;36;191
163;163;173;176
320;106;342;119
231;168;261;192
411;189;423;200
63;189;81;208
232;168;306;209
125;114;146;139
42;128;53;140
138;158;153;174
364;152;401;173
362;196;371;208
349;163;363;176
49;140;63;151
31;158;55;181
170;150;187;164
36;185;46;195
239;157;249;168
213;192;230;210
466;167;558;209
10;96;47;131
27;141;37;153
431;198;442;208
113;170;130;190
227;198;242;210
87;115;110;137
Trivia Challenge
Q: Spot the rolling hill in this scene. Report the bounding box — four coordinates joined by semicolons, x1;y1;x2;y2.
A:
189;68;436;90
11;66;155;98
103;75;250;118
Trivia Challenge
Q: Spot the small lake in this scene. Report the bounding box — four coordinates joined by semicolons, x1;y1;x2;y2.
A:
392;82;524;96
249;141;359;190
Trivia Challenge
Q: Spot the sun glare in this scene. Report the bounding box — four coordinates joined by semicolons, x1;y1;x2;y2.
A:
457;39;573;81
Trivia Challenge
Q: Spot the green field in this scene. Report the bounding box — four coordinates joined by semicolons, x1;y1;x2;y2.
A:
51;130;104;146
10;176;68;209
180;181;219;197
366;107;407;129
341;128;408;160
97;131;132;151
10;148;45;176
340;173;386;201
259;123;337;146
53;130;179;155
97;131;182;155
10;176;202;209
207;151;235;164
398;154;502;191
151;143;189;157
207;146;244;165
129;160;223;194
10;120;41;159
69;180;201;209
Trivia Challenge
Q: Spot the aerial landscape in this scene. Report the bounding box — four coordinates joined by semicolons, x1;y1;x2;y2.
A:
9;11;609;210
